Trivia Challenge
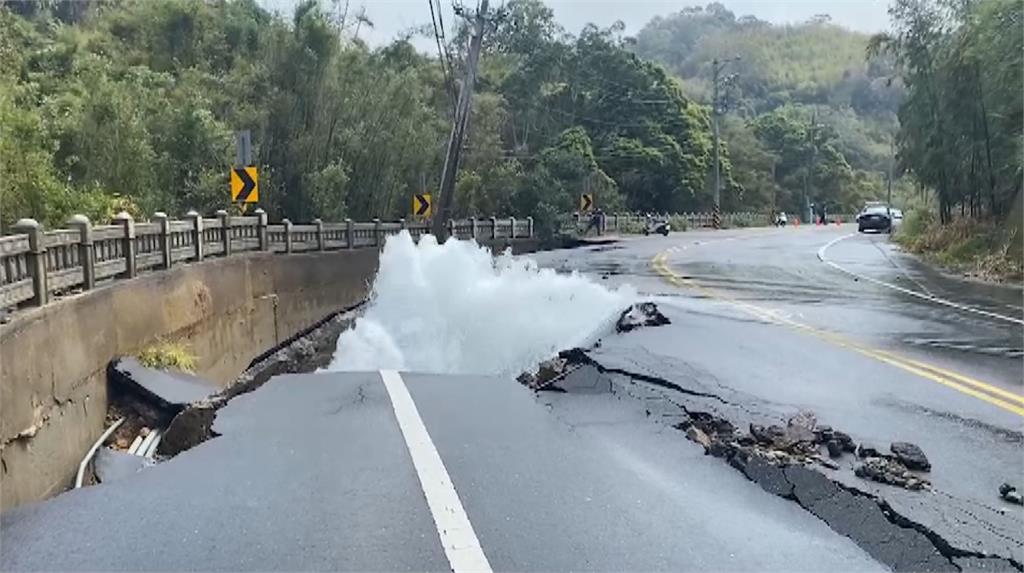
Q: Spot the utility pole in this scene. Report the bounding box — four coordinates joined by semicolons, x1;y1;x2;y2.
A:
711;57;739;229
886;137;894;215
432;0;490;238
803;111;821;224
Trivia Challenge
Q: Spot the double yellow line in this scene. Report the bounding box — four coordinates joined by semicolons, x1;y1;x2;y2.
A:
652;251;1024;417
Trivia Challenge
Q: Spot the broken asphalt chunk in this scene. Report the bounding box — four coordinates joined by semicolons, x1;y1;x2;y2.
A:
110;357;219;411
615;302;670;333
94;448;153;484
998;483;1023;505
890;441;931;472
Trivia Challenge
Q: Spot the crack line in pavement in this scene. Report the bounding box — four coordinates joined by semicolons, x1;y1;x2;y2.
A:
566;353;1024;572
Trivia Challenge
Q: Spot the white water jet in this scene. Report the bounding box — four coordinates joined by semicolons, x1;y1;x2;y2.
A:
327;232;635;375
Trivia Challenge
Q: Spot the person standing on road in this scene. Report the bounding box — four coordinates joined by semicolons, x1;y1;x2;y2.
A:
584;208;604;236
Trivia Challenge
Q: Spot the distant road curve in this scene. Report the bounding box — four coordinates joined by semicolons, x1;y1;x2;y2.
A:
817;233;1023;326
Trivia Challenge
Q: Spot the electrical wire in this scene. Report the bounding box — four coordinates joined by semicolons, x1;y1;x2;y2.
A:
428;0;457;118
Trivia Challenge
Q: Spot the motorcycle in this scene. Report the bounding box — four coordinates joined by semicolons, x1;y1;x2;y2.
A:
643;220;671;236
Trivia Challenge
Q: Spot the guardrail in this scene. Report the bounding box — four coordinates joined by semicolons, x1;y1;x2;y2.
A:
571;211;855;233
0;210;534;310
567;211;772;233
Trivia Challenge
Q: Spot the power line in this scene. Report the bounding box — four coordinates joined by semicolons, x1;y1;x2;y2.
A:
428;0;456;118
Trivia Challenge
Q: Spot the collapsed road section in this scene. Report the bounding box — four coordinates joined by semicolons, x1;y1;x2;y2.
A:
75;304;365;489
521;302;1023;573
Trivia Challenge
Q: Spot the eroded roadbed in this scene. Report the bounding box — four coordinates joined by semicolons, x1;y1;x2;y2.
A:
3;370;882;572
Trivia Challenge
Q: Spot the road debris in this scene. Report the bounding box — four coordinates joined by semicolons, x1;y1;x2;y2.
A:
527;348;1022;572
110;357;219;410
998;483;1023;505
615;302;670;332
855;457;929;490
890;441;931;471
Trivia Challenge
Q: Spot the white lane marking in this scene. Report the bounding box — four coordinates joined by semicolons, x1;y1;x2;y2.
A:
379;370;493;573
818;234;1024;326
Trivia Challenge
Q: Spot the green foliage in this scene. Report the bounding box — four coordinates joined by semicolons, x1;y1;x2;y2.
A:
894;212;1022;281
873;0;1022;224
137;339;197;372
632;3;907;215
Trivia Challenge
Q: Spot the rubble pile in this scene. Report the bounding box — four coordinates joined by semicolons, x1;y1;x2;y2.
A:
672;410;933;491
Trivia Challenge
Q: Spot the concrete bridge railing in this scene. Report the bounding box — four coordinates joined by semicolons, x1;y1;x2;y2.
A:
0;210;534;311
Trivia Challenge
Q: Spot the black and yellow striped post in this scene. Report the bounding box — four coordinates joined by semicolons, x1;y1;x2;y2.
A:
713;204;722;229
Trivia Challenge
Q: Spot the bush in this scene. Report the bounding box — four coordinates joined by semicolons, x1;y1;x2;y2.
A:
894;210;1022;281
667;215;690;232
137;340;197;372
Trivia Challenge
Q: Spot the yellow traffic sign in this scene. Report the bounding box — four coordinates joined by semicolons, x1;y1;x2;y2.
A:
231;167;259;203
580;193;594;212
413;193;432;218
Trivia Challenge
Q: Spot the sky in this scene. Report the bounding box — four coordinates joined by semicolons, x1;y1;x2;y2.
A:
258;0;892;49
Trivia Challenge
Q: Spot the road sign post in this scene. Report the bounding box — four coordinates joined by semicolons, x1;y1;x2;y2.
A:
413;193;432;219
230;167;259;204
580;193;594;212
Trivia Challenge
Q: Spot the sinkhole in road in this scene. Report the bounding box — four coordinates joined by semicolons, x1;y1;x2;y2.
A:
327;231;635;375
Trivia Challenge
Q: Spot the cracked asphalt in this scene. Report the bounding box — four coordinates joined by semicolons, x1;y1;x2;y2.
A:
533;224;1024;567
1;371;884;571
1;225;1020;571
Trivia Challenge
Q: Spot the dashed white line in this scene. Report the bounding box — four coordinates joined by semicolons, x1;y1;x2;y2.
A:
379;370;492;573
817;234;1023;326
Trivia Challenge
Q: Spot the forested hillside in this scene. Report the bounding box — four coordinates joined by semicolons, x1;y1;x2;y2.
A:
1;0;1019;261
633;3;906;217
0;0;736;237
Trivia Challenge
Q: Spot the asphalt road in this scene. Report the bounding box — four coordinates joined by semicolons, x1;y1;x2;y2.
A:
1;371;882;571
1;224;1021;571
534;224;1024;563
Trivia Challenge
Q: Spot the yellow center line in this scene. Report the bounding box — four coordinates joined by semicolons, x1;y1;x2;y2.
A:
651;251;1024;417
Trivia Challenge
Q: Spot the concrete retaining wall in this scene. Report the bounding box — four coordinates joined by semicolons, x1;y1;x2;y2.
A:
0;249;378;510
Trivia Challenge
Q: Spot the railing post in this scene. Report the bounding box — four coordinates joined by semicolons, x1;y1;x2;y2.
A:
282;219;293;253
254;208;269;251
470;217;478;239
314;218;325;251
510;217;517;239
345;218;354;249
67;214;95;291
216;209;232;257
490;216;498;239
373;218;382;247
527;216;534;238
153;212;172;269
12;218;47;306
185;210;203;262
399;218;407;230
114;212;136;278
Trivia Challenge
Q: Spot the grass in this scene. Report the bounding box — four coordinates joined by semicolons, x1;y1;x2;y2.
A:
137;340;197;372
893;211;1023;282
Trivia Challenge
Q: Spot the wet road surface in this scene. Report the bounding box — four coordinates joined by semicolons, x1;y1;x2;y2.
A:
533;224;1024;564
1;371;882;571
2;225;1021;571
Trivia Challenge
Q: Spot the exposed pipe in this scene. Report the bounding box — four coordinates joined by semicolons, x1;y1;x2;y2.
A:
75;418;125;489
137;430;159;458
127;435;143;456
143;431;163;459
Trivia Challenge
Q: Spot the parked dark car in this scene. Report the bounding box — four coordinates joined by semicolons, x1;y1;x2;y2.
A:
857;206;892;233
